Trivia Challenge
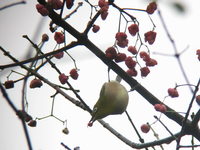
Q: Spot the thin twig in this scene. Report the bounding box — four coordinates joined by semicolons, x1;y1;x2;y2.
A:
0;83;33;150
157;9;193;93
0;0;26;11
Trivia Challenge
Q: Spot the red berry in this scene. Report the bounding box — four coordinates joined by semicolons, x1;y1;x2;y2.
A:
54;32;65;44
101;11;108;20
115;53;127;62
168;88;179;98
69;69;79;80
28;120;37;127
141;124;150;133
126;68;138;77
36;4;49;16
115;32;128;48
30;79;43;88
145;58;158;67
139;51;150;62
54;51;64;59
99;1;109;21
92;25;100;33
105;47;117;59
25;114;33;122
66;0;74;9
154;104;167;113
128;46;137;55
196;49;200;55
128;24;139;36
42;34;49;42
59;73;68;84
196;49;200;61
144;31;157;45
196;95;200;105
48;0;63;10
98;0;107;8
117;39;128;48
115;32;127;43
4;80;14;89
125;56;137;68
140;67;150;77
146;2;157;14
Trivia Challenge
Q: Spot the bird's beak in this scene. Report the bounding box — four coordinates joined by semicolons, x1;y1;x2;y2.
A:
87;118;94;127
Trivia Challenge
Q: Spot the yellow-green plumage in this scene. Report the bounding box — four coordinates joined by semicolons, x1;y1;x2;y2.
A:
88;81;129;126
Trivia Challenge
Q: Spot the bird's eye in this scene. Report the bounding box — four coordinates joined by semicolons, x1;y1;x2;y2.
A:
93;107;98;113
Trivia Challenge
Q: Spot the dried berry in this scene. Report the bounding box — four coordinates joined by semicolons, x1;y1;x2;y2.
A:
4;80;14;89
30;79;43;88
28;120;37;127
62;127;69;135
42;34;49;42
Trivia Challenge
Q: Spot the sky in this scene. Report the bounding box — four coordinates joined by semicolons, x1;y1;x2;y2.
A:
0;0;200;150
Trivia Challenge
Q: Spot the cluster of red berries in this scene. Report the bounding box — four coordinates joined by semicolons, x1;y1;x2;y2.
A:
59;69;79;84
17;110;37;127
196;49;200;61
98;0;109;20
36;0;75;16
105;45;157;77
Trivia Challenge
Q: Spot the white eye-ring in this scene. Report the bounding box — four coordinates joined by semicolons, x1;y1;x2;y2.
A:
93;107;98;113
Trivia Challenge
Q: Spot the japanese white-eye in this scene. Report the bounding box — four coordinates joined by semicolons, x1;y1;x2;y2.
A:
88;81;129;126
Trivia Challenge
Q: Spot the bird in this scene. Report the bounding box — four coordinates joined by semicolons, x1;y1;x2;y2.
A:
88;80;129;126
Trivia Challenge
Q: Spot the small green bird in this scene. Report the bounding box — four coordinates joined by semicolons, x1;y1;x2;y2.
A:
88;80;129;126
